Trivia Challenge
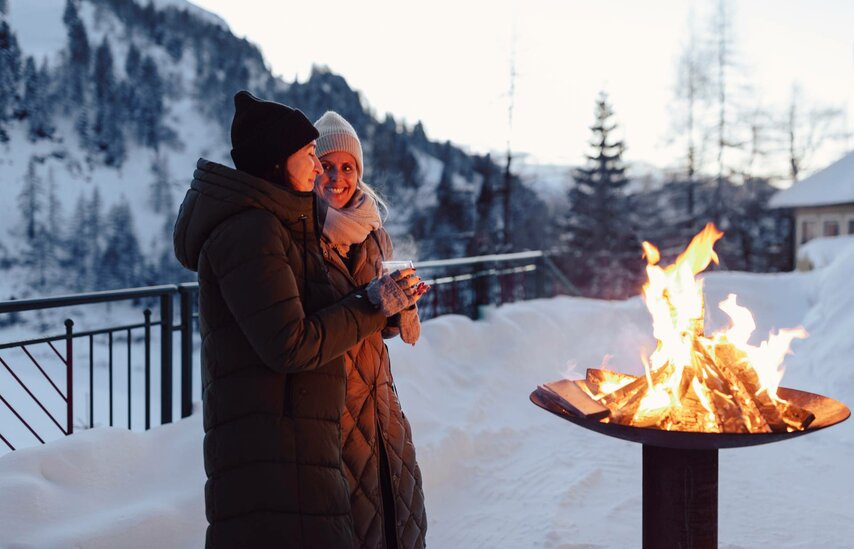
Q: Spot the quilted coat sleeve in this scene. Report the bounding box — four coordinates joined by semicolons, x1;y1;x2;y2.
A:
205;210;387;373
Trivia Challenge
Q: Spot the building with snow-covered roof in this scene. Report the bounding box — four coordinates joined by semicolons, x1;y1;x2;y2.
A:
769;150;854;263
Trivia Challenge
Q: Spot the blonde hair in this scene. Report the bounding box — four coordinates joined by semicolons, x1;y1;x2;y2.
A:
359;179;389;220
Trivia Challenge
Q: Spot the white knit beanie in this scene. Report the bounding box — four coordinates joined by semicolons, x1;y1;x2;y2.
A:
314;111;364;180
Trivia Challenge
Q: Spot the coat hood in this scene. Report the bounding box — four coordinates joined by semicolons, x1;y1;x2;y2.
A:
173;158;321;272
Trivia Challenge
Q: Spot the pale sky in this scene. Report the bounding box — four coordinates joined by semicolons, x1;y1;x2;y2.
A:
192;0;854;172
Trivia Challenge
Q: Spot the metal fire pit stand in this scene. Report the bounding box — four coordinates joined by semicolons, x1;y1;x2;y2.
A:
530;385;850;549
643;445;717;548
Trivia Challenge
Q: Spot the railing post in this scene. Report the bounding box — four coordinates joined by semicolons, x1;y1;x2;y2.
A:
160;293;173;425
473;262;490;319
432;281;440;320
144;308;152;430
179;285;193;419
535;256;546;298
65;319;74;436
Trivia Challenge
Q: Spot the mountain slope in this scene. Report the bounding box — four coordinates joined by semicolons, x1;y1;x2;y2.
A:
0;0;552;300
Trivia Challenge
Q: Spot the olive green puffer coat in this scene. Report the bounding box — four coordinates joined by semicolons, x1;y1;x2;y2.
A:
174;159;387;548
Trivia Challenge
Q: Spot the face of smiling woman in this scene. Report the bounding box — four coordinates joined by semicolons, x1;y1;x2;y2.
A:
316;151;359;209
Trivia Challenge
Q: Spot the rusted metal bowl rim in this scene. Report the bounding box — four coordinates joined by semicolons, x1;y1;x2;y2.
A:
530;385;851;450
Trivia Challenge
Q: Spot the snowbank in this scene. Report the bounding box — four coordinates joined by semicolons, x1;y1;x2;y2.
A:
796;234;854;270
2;254;854;548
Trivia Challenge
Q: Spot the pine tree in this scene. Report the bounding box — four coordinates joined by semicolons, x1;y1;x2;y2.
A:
136;56;164;149
62;0;77;26
97;199;143;289
21;57;55;140
122;44;141;130
469;154;499;256
125;43;141;80
18;158;44;244
65;193;92;290
91;38;125;165
21;57;37;117
412;165;472;259
66;188;105;290
562;92;640;299
63;0;90;110
148;156;173;214
62;0;93;149
43;170;65;287
0;20;22;140
16;159;50;289
87;187;104;267
507;174;551;252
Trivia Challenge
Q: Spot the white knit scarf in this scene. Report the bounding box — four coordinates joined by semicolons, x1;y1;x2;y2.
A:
322;187;382;256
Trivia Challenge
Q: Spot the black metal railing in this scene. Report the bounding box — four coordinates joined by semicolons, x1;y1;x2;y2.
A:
0;284;200;453
414;251;578;320
0;251;575;454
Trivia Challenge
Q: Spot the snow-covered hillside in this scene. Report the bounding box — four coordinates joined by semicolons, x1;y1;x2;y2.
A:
2;240;853;548
0;0;247;299
1;0;558;306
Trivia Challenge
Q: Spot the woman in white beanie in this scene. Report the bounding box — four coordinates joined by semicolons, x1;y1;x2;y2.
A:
314;110;428;549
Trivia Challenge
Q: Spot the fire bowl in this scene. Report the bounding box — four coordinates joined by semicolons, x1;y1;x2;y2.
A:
530;383;850;450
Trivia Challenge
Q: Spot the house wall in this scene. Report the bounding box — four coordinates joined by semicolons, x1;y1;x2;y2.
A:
794;203;854;260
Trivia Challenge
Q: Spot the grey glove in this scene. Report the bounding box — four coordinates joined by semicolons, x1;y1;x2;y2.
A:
399;305;421;345
366;274;417;317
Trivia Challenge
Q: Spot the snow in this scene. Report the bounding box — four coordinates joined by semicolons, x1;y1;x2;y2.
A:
148;0;229;29
0;0;233;300
5;0;229;48
769;150;854;208
2;251;854;548
797;234;854;270
0;407;206;548
5;0;68;63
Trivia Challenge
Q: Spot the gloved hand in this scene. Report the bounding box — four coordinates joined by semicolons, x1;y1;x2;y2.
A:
366;268;423;317
399;305;421;344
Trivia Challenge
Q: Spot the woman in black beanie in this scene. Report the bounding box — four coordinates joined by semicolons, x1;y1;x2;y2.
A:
173;91;425;548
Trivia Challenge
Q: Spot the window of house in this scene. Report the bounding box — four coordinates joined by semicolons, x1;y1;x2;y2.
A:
801;220;817;244
848;219;854;235
824;220;840;237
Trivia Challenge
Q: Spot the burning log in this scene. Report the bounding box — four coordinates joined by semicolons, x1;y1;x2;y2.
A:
605;365;675;425
691;341;765;433
585;368;638;396
715;343;815;432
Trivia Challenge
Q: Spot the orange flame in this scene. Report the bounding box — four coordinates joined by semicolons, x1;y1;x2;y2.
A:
597;223;808;433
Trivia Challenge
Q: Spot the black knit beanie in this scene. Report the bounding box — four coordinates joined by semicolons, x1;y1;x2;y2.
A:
230;90;319;178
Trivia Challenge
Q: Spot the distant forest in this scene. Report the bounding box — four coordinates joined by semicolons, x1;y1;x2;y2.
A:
1;0;848;301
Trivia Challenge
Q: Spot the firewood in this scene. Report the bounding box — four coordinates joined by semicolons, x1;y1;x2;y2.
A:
780;401;816;431
585;368;638;396
694;366;756;433
598;364;667;408
714;342;813;432
647;368;722;431
607;365;674;425
693;343;763;433
572;335;814;433
537;379;611;421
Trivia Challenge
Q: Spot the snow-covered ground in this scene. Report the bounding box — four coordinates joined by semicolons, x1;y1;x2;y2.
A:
2;242;854;548
797;234;854;270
